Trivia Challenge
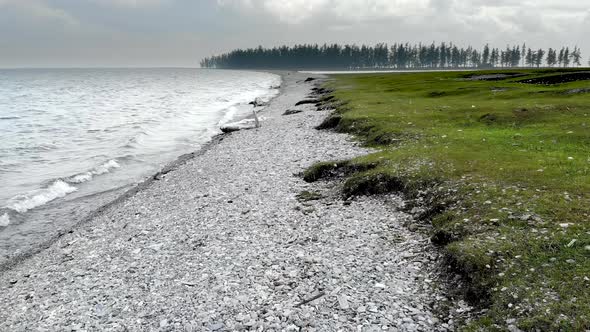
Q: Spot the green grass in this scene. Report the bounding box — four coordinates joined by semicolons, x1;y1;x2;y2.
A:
311;69;590;330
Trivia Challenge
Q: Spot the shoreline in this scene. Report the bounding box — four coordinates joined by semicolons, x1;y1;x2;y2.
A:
0;135;226;274
0;71;454;331
0;71;285;273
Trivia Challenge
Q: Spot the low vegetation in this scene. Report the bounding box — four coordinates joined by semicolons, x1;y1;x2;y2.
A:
295;190;323;202
308;68;590;330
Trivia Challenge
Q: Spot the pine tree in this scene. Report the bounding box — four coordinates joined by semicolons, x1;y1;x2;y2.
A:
490;48;500;67
535;49;545;67
511;46;520;67
482;44;490;66
475;49;482;67
521;43;526;66
439;42;447;68
571;47;582;67
546;48;557;67
563;47;571;67
558;48;565;67
525;48;534;67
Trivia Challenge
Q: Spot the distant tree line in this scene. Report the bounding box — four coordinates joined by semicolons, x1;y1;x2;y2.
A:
200;43;584;70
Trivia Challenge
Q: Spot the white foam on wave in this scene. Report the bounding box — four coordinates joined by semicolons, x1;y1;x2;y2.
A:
226;75;281;108
70;173;92;183
215;75;281;128
6;180;78;214
1;71;282;219
2;160;120;215
69;160;121;184
217;106;238;126
0;213;9;227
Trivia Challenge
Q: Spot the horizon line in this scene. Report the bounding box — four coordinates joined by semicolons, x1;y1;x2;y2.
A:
0;66;203;70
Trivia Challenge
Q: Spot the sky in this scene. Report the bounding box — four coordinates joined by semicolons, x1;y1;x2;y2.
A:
0;0;589;68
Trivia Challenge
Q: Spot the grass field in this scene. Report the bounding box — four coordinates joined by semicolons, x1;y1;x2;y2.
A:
307;69;590;330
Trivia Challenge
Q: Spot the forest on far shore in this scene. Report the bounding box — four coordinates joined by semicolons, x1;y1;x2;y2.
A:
200;42;586;70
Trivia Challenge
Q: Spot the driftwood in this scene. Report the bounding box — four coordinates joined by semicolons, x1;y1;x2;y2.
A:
294;292;325;307
253;110;260;128
220;126;242;133
220;116;263;133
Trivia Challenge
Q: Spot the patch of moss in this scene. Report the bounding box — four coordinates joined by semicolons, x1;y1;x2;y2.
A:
315;114;342;130
302;161;349;182
303;159;379;183
342;170;404;197
296;190;323;202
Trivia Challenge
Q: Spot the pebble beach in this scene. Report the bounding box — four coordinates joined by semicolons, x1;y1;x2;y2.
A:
0;72;457;331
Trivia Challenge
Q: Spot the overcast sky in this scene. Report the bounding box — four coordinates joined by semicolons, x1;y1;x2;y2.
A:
1;0;589;68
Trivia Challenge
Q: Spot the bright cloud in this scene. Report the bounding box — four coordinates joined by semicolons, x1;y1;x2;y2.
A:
218;0;433;23
0;0;78;25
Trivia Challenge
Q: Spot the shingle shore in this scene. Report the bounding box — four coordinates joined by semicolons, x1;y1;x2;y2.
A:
0;72;454;331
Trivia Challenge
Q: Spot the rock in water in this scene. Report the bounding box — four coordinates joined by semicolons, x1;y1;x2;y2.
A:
220;117;264;133
249;97;268;107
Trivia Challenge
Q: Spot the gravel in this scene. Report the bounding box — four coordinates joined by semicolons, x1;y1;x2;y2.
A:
0;72;453;331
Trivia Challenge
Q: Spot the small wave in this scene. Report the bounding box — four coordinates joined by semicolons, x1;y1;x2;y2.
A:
13;143;58;153
216;96;231;103
218;106;238;126
123;131;150;149
68;159;120;184
5;180;78;214
94;160;121;175
0;116;20;120
70;173;92;183
0;213;9;227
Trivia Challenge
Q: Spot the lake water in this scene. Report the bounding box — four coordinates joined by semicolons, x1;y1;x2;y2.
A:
0;68;280;263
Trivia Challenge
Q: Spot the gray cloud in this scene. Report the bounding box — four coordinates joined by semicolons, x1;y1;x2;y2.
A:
217;0;589;56
0;0;588;68
0;0;79;25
